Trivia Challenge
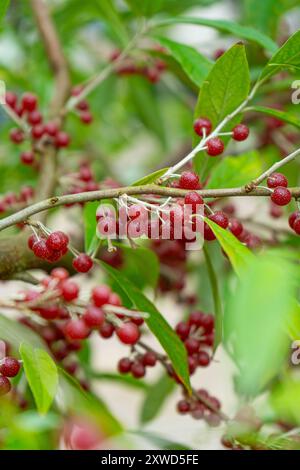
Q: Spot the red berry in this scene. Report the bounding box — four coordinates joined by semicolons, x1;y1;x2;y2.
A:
210;211;229;229
31;124;45;140
207;137;224;156
232;124;249;141
179;171;200;190
175;322;191;340
271;187;291;206
76;100;89;111
10;128;24;144
99;321;114;338
189;311;204;327
32;239;51;259
20;150;35;165
83;306;105;328
198;350;210;367
64;319;90;341
0;357;20;377
0;376;11;396
38;305;59;320
184;338;200;355
80;111;93;124
71;85;84;96
20;186;34;202
177;400;190;414
92;285;111;307
108;292;121;306
229;218;243;237
142;352;157;367
118;357;132;374
44;121;59;137
5;91;17;108
51;267;69;281
289;211;300;229
21;93;37;112
46;231;69;251
79;165;93;182
193;117;212;137
293;218;300;235
184;191;204;210
146;68;160;83
28;233;38;250
200;314;214;333
267;172;288;189
27;110;43;126
131;362;145;378
203;221;215;240
55;131;70;148
116;322;140;345
61;280;79;301
73;254;93;273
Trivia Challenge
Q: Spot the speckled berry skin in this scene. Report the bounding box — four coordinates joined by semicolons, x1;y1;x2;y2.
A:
271;187;292;206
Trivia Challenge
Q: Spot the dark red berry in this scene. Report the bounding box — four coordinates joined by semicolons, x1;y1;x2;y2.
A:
46;231;69;251
73;254;93;273
99;321;114;338
189;311;204;327
118;357;132;374
116;322;140;345
5;91;17;108
20;150;35;165
10;128;24;144
44;121;59;137
61;280;79;301
55;131;70;148
179;171;200;190
271;187;291;206
289;211;300;229
28;233;38;250
293;217;300;235
142;352;157;367
0;376;11;396
267;172;288;189
175;321;190;340
38;305;59;320
184;192;204;209
83;306;105;328
210;211;229;229
184;338;200;355
198;350;210;367
32;239;51;259
31;124;45;140
232;124;249;141
207;137;224;156
27;110;43;126
177;400;190;414
64;319;90;341
21;93;37;112
200;314;214;333
0;357;20;377
131;362;145;378
92;285;111;307
193;117;212;137
80;111;93;124
229;218;243;237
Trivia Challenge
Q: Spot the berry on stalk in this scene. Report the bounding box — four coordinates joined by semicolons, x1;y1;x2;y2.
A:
193;117;212;137
207;137;224;156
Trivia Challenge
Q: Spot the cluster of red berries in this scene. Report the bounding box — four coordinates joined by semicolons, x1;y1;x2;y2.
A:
177;389;221;426
27;229;94;272
175;311;214;376
193;117;250;157
289;210;300;235
110;50;167;84
266;172;292;207
118;351;157;379
0;185;34;215
0;356;21;396
70;86;93;125
6;91;71;166
64;162;99;206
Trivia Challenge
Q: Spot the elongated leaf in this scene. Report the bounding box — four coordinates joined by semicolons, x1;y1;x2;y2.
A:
248;105;300;129
20;343;58;414
225;252;296;396
132;168;168;186
100;261;191;392
125;0;163;16
203;246;223;351
87;371;148;390
120;245;160;290
140;374;175;424
94;0;129;46
130;430;192;450
0;0;9;25
154;17;277;53
205;219;254;277
243;0;287;38
83;201;100;253
155;36;213;87
0;314;46;350
207;151;264;189
194;44;250;175
270;376;300;425
259;29;300;83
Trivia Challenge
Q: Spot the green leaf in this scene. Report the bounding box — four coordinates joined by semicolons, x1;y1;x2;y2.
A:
94;0;129;47
259;29;300;83
155;36;213;87
203;246;223;351
100;261;191;393
124;0;163;16
248;106;300;129
83;201;100;253
131;168;169;186
225;252;296;396
270;376;300;425
118;245;160;290
243;0;287;38
207;151;264;189
129;430;192;450
140;374;175;424
86;370;149;390
205;218;254;276
194;43;250;176
154;17;277;53
0;0;10;25
0;314;46;350
20;343;58;414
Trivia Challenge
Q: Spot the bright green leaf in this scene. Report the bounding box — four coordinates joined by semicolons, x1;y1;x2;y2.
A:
83;201;100;253
140;374;175;424
248;106;300;129
94;0;129;47
100;261;191;393
131;168;168;186
120;245;160;290
0;0;10;25
20;343;58;414
270;376;300;425
0;314;46;350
